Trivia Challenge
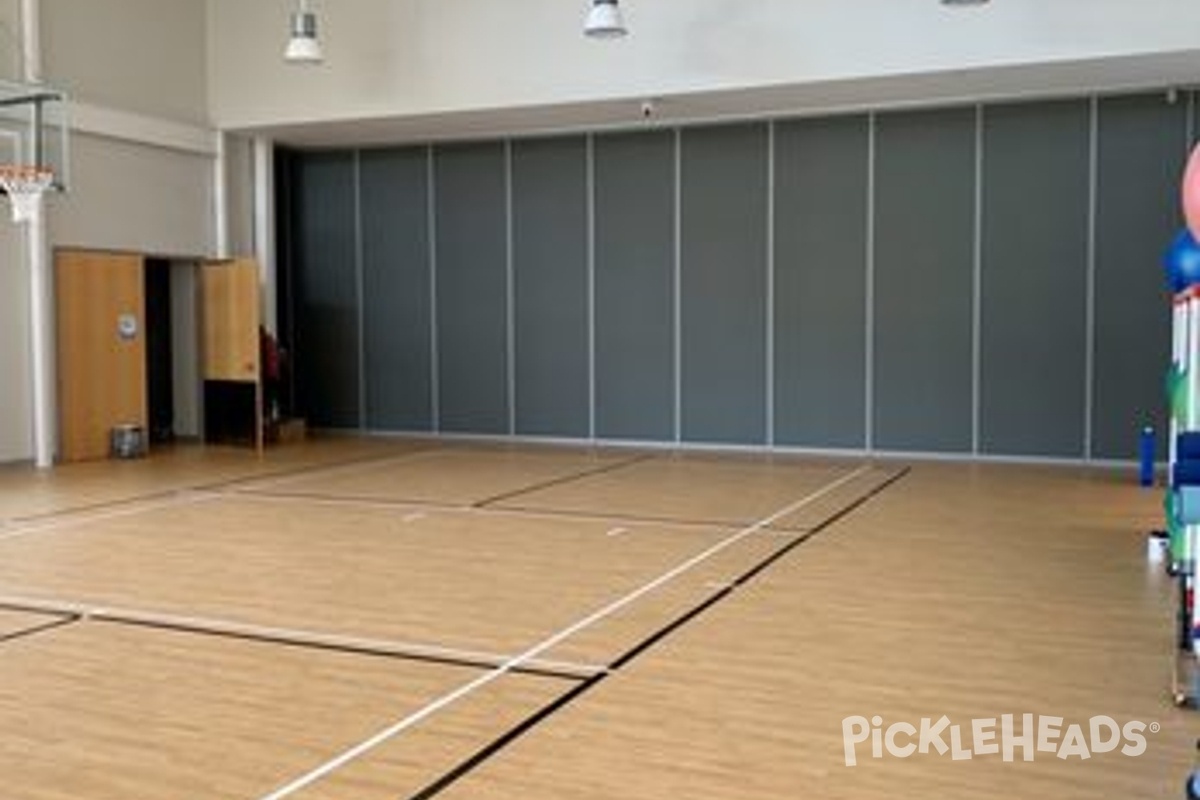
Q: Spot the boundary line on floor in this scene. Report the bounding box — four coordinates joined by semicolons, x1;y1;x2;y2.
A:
0;613;80;644
407;466;911;799
253;463;875;800
0;597;602;681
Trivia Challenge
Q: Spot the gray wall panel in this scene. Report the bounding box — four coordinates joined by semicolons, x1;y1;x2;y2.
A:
285;93;1183;461
874;109;975;452
360;147;432;431
774;116;869;448
512;137;590;436
980;100;1091;457
1094;94;1183;459
434;142;510;433
594;131;676;440
293;152;360;428
680;124;769;444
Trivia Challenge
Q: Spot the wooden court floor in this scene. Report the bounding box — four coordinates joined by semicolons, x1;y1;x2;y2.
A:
0;438;1192;799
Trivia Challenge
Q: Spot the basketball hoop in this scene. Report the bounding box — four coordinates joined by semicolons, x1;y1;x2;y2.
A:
0;165;53;223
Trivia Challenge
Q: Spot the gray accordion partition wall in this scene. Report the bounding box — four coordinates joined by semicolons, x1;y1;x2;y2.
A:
276;91;1189;462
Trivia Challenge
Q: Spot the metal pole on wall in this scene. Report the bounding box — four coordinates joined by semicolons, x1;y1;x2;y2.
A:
21;0;53;469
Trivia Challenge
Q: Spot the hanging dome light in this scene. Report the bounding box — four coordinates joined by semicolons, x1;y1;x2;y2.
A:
585;0;627;39
285;0;323;64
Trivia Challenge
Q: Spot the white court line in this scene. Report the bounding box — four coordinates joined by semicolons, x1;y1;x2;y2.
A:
0;491;221;542
255;463;874;800
605;527;629;538
0;593;607;677
763;528;804;538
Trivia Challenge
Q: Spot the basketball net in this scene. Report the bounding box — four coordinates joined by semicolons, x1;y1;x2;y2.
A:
0;165;52;223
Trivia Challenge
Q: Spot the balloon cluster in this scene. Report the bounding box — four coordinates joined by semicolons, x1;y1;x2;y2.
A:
1168;146;1200;293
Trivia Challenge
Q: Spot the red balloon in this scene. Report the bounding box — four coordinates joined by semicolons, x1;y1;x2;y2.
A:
1184;144;1200;241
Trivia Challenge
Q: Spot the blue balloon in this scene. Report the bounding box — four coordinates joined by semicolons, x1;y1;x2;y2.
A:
1165;229;1200;293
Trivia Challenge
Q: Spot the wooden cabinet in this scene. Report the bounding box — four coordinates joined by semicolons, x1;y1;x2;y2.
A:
201;258;263;451
202;258;260;382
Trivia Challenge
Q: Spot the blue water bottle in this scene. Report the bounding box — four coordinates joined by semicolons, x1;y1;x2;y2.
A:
1140;425;1156;487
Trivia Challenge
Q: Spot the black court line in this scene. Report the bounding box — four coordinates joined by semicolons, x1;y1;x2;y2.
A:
228;453;655;513
762;470;909;534
407;673;607;800
471;454;656;509
90;617;592;682
487;465;907;534
733;467;911;586
480;502;748;530
4;448;439;526
489;466;908;531
231;489;738;532
9;488;189;525
229;489;469;512
192;446;442;492
403;466;911;800
0;600;592;682
0;614;80;644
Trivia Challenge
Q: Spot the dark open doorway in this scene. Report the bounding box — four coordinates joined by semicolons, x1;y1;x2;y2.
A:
144;258;175;444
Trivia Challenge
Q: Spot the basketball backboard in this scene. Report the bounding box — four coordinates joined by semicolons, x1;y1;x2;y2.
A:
0;79;68;192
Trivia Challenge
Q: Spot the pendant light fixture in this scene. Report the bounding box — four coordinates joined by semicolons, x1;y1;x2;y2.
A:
585;0;627;39
285;0;323;64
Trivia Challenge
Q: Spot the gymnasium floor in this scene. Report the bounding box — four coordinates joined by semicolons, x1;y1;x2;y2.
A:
0;437;1192;799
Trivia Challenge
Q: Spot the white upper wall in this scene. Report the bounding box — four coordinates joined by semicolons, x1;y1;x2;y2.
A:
0;218;30;461
43;0;208;123
48;132;214;256
209;0;1200;138
0;0;22;82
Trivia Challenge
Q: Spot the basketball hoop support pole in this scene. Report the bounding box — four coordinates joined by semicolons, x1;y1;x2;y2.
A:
27;196;51;468
21;0;53;469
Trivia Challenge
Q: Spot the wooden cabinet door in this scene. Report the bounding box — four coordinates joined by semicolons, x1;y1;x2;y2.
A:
56;250;147;462
201;258;260;382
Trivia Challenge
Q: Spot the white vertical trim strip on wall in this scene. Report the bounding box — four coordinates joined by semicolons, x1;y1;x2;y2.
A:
864;113;877;453
1084;95;1099;461
505;139;517;437
586;133;598;441
214;132;229;258
765;122;777;448
253;137;278;334
971;104;984;456
427;145;440;433
673;127;684;444
354;150;367;430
